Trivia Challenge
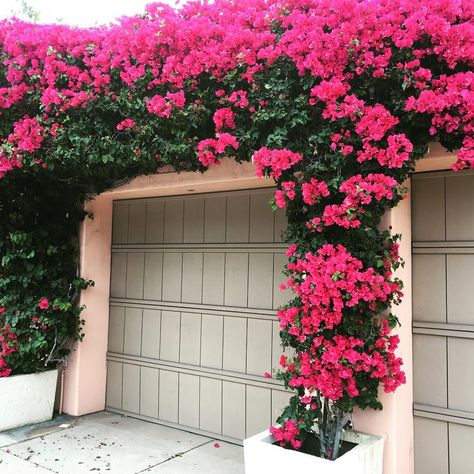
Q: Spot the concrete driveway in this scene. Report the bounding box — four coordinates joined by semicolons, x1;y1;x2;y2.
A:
0;412;244;473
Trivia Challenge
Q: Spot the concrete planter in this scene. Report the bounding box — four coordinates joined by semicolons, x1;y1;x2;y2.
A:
244;429;384;474
0;369;58;432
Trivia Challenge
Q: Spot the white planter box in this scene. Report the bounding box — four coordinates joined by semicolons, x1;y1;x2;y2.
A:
0;369;58;432
244;429;384;474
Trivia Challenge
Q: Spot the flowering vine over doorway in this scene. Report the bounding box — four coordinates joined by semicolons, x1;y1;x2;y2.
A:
0;0;472;458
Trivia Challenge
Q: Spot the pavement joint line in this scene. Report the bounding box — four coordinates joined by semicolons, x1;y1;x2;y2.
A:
0;449;60;474
133;438;215;473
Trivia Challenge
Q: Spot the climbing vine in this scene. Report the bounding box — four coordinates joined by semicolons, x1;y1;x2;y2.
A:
0;0;472;459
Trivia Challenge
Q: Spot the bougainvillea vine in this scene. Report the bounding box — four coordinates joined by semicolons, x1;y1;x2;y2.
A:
0;0;472;460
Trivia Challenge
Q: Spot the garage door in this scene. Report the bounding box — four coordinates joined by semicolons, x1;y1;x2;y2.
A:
413;170;474;474
105;188;292;443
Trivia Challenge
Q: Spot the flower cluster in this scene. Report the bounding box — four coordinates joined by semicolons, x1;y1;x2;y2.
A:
0;322;17;378
197;133;239;166
146;91;186;117
355;105;399;142
312;174;399;230
270;419;302;450
281;331;406;401
213;108;236;132
116;118;136;131
228;90;249;109
8;115;44;153
38;297;50;310
275;181;296;209
280;244;400;333
0;152;21;179
252;147;303;179
310;79;348;104
339;174;399;202
301;179;330;205
356;134;414;168
275;241;405;409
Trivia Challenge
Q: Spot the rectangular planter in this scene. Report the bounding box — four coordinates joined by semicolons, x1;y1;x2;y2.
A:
0;369;58;432
244;429;384;474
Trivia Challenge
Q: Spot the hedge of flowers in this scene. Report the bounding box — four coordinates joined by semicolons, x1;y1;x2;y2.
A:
0;0;472;459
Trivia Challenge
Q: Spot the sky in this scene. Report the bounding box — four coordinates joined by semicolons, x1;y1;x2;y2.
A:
0;0;177;26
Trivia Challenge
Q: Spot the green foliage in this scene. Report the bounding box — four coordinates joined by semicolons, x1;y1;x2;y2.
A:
0;171;92;374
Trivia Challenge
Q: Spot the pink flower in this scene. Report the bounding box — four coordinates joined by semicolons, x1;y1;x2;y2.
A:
355;105;399;142
214;133;239;154
316;174;399;230
116;118;136;131
38;298;50;310
310;79;348;104
146;95;170;117
252;148;303;179
301;179;329;205
0;323;17;377
146;91;185;118
228;90;249;109
270;420;302;449
213;108;236;132
8;116;44;153
285;244;298;257
197;133;239;166
274;181;296;208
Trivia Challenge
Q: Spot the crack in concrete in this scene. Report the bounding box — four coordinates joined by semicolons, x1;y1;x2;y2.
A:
134;439;215;473
0;449;60;474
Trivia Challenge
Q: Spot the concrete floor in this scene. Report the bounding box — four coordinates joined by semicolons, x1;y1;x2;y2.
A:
0;412;244;474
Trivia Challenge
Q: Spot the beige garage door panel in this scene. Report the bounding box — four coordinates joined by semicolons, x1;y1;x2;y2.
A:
111;250;288;308
107;360;290;440
106;189;291;443
108;306;283;375
413;171;474;473
414;416;474;474
111;191;288;245
414;417;449;474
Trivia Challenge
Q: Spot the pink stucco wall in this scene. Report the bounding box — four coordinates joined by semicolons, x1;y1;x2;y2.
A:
63;149;456;473
352;184;414;474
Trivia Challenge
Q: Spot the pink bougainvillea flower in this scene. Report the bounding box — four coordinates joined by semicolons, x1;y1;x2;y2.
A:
213;108;236;132
274;181;296;208
252;148;303;179
301;179;330;205
38;298;50;310
0;324;17;378
116;118;136;131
